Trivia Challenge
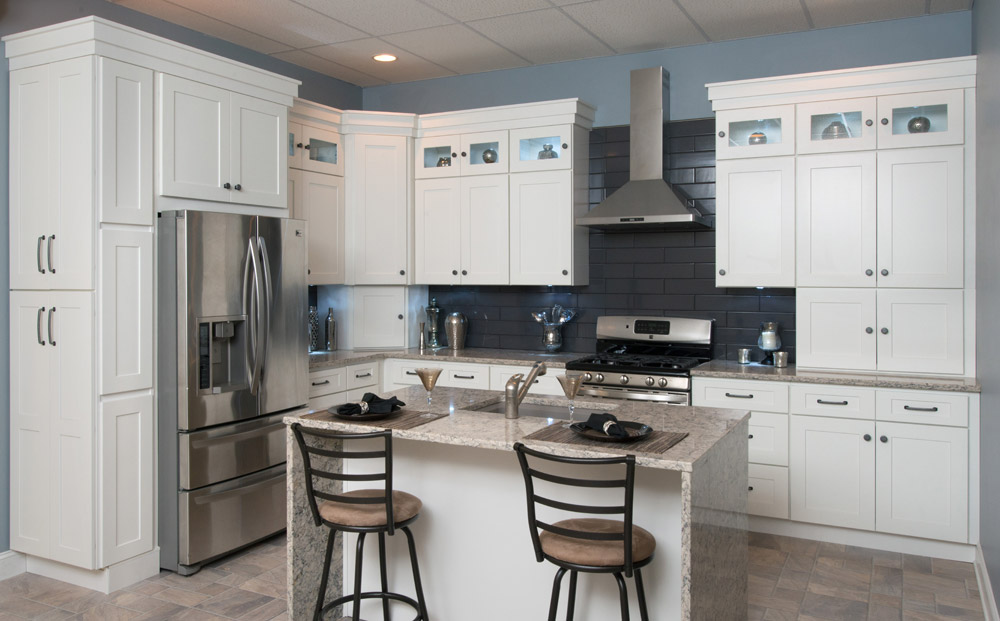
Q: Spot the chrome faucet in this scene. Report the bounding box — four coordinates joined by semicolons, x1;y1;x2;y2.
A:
504;362;547;419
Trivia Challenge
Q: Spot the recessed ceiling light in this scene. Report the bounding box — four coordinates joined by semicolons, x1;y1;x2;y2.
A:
373;54;397;62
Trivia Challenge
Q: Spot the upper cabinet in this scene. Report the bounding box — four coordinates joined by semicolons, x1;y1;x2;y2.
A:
715;105;795;159
796;98;877;154
509;124;574;172
289;121;344;176
415;131;508;178
876;90;964;149
159;73;288;209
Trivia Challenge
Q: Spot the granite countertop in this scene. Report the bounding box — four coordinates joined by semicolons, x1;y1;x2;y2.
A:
691;360;981;393
285;385;749;472
308;347;580;372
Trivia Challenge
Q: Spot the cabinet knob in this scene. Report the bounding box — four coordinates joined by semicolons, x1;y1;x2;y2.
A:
718;131;726;138
461;151;467;157
223;182;232;189
881;118;889;125
234;184;242;191
881;269;889;276
462;269;468;276
452;270;458;275
452;152;457;158
398;314;404;320
748;433;754;439
296;143;304;148
864;434;872;442
881;327;889;335
399;269;406;276
719;269;726;276
304;144;311;150
865;269;873;276
561;143;568;149
308;268;311;274
748;486;754;491
865;119;873;127
866;327;873;334
562;269;568;276
880;435;888;443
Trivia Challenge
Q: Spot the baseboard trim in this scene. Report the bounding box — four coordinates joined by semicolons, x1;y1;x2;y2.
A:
24;547;160;594
0;550;27;581
976;545;999;621
750;516;976;562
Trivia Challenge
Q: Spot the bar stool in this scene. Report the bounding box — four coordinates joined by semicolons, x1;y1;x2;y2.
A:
513;442;653;621
292;424;429;621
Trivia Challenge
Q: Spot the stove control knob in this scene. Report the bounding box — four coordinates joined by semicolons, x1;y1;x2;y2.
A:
620;375;630;385
644;376;655;387
658;377;669;388
583;372;593;382
595;373;604;383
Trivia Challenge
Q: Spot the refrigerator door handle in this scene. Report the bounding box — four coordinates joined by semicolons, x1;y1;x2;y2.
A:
257;236;273;369
249;239;264;395
242;236;263;394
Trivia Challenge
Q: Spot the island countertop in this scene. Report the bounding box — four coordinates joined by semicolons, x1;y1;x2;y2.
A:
284;385;749;472
308;347;580;372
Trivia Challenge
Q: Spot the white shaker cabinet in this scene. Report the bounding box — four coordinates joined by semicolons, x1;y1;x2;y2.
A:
795;98;877;154
462;175;510;285
716;157;795;287
715;105;795;159
290;169;346;285
350;287;406;349
415;178;462;285
876;89;965;150
510;170;577;285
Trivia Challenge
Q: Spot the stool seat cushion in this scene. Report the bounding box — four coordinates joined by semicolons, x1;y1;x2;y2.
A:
539;518;655;567
319;489;421;527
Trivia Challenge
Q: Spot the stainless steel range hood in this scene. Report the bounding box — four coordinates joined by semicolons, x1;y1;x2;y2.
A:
576;67;713;231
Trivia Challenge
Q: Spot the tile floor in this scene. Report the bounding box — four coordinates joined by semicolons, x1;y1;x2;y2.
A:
0;532;988;620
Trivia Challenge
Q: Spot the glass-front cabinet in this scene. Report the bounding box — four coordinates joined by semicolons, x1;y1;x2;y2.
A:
876;90;964;149
415;134;460;179
796;98;877;154
509;125;572;172
288;122;343;176
461;131;508;176
416;131;508;178
715;105;795;159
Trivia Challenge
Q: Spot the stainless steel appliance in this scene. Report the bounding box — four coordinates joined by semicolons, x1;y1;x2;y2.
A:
157;211;308;575
566;316;713;405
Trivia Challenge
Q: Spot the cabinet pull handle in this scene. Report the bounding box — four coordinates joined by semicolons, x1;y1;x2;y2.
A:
405;371;418;376
311;380;331;386
881;118;889;125
296;142;304;148
881;327;889;335
223;182;232;190
37;307;46;346
304;144;311;150
865;119;874;127
865;269;873;276
903;405;939;412
724;392;753;399
400;269;406;276
234;184;242;191
880;435;888;443
398;314;404;320
562;269;568;276
47;235;55;274
451;152;457;158
748;486;754;491
864;434;872;442
866;327;874;334
462;270;468;276
452;270;458;275
561;143;568;149
355;372;372;378
881;269;889;276
817;399;849;406
37;236;47;274
461;151;467;157
47;308;56;346
748;433;754;439
455;374;475;379
719;269;726;276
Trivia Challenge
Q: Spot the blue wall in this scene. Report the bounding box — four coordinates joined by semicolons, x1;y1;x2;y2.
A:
364;12;972;125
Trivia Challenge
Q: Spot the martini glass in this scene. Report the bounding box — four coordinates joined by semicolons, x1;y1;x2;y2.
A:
556;373;584;427
415;368;443;406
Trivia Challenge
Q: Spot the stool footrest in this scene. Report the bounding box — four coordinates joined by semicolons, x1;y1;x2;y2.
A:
321;591;424;621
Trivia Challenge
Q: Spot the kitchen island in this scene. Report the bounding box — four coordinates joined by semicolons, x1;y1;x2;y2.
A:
285;386;749;620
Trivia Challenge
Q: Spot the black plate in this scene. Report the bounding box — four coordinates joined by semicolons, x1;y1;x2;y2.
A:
569;420;653;443
329;407;402;422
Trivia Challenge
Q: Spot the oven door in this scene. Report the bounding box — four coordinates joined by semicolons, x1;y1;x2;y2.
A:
579;385;690;405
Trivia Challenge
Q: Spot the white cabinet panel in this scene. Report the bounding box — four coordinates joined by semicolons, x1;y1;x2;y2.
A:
98;58;153;226
100;393;154;565
796;288;877;371
351;287;406;349
716;105;795;159
299;171;345;285
875;422;968;542
876;390;969;427
790;415;875;531
796;153;876;287
415;178;462;285
876;90;965;149
347;362;380;391
461;131;509;176
510;170;573;285
876;289;963;374
796;98;877;154
99;230;153;395
461;176;509;285
351;134;409;285
415;134;461;179
748;412;789;466
488;364;563;396
716;157;795;287
441;367;491;390
691;378;789;413
288;121;303;170
789;383;876;420
748;464;789;519
300;125;343;176
383;358;427;389
230;93;287;208
876;147;964;289
309;367;348;399
509;125;572;172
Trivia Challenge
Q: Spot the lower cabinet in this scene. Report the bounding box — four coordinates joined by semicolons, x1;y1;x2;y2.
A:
382;359;565;395
748;464;789;520
308;363;379;412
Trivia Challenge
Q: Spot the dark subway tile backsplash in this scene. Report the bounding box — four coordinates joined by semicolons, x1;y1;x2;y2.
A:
429;118;795;362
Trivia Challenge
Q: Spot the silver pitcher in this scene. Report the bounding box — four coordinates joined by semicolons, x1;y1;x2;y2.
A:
445;312;468;350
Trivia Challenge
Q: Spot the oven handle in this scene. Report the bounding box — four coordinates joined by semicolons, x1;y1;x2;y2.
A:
578;386;689;405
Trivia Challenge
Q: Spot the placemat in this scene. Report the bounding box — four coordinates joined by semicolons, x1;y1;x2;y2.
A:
523;424;689;455
304;408;447;431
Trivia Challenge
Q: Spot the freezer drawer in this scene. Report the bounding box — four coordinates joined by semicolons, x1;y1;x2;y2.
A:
179;464;286;567
179;412;286;490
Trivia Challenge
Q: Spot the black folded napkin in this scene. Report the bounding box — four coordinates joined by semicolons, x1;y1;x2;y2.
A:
584;413;627;438
335;392;405;416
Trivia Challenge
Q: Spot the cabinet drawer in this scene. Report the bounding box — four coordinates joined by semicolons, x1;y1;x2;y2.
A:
748;412;789;466
789;384;876;419
309;367;347;399
489;364;563;396
347;362;380;390
748;464;789;519
384;359;425;387
441;366;490;390
876;390;968;427
692;379;788;413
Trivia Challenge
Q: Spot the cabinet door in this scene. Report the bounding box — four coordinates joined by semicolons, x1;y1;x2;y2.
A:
796;98;877;154
875;422;968;542
877;90;964;149
796;288;877;370
510;170;573;285
98;57;153;226
352;135;409;285
462;175;509;285
301;125;343;176
300;171;345;285
352;287;406;348
287;121;303;169
796;153;876;287
230;93;287;208
790;415;875;530
716;157;795;287
415;134;460;179
509;125;572;172
414;178;462;285
716;105;795;159
748;411;789;466
461;131;508;176
99;229;154;395
876;289;964;374
158;73;231;203
876;147;964;288
100;393;154;565
288;168;304;219
748;464;789;519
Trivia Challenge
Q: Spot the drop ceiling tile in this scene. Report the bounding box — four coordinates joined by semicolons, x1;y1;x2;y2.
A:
562;0;706;53
547;0;592;5
270;49;386;86
114;0;293;54
929;0;973;13
416;0;551;22
467;9;612;65
308;38;458;83
383;24;530;74
803;0;925;28
675;0;809;40
167;0;365;48
293;0;454;35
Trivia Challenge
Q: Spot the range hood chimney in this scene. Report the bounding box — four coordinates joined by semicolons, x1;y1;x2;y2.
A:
576;67;713;231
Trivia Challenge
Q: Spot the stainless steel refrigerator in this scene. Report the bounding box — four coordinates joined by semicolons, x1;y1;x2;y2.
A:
157;210;308;575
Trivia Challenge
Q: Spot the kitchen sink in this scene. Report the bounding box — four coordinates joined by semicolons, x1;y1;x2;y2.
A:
471;401;604;421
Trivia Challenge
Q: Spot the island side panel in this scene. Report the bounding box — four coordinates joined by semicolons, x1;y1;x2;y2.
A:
686;417;749;620
287;427;344;620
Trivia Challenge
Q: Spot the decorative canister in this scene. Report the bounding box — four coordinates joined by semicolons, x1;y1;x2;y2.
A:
308;306;320;352
426;298;443;348
748;131;768;145
542;324;563;352
482;147;498;163
444;312;468;350
907;116;931;133
757;321;782;365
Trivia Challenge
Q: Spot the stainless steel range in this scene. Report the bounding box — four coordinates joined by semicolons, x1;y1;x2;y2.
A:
566;316;713;405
